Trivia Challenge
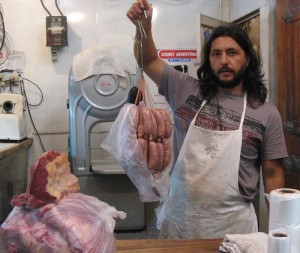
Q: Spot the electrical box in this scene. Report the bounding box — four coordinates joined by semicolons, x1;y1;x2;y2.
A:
46;16;68;47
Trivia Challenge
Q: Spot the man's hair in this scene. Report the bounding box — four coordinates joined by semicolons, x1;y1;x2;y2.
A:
197;24;267;107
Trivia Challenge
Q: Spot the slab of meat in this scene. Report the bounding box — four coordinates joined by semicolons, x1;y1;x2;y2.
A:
11;150;80;209
0;207;71;253
0;193;126;253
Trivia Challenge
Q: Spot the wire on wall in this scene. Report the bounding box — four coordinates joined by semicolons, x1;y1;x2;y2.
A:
21;77;46;153
40;0;52;16
0;7;5;52
55;0;64;16
40;0;64;16
0;4;12;67
22;78;43;107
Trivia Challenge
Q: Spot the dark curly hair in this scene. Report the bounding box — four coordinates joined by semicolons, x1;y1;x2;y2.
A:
197;24;267;107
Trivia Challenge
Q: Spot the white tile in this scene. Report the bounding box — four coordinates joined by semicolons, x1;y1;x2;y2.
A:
101;149;115;160
51;134;69;150
92;123;101;133
90;148;102;161
99;122;113;133
90;133;102;149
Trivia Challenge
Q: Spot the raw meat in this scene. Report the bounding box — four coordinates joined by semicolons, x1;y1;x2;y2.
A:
0;193;126;253
101;102;172;202
11;150;80;209
0;207;71;253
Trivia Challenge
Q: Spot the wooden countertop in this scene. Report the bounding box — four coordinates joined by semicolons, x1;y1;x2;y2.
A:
116;239;223;253
0;138;33;160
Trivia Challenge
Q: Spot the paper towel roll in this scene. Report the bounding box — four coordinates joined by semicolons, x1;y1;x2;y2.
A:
268;230;291;253
268;188;300;253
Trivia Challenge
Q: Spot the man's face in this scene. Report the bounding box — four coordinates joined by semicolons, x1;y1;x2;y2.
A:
209;36;249;89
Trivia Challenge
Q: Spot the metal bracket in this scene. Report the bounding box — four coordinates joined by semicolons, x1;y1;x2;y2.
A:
283;11;293;23
284;121;294;131
284;156;300;171
284;121;300;137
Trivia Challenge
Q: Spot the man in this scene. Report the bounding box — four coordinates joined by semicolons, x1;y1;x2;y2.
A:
127;0;288;239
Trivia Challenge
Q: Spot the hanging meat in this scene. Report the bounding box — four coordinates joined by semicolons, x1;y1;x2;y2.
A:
101;101;173;202
136;103;172;176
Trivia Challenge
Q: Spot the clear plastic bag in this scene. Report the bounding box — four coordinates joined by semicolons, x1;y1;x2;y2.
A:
0;193;126;253
101;103;170;202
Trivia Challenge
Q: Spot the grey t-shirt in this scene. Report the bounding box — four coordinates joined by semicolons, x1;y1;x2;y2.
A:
158;64;288;201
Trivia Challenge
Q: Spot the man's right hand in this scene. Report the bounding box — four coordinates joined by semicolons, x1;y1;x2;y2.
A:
126;0;165;86
127;0;153;31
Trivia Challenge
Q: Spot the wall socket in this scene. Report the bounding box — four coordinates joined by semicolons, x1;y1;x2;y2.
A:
46;16;68;47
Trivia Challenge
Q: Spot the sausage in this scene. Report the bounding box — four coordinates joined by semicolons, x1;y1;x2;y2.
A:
149;111;157;141
131;105;139;133
142;108;155;140
162;138;171;170
151;109;165;142
156;142;164;171
137;138;148;165
158;109;172;139
147;141;158;171
141;106;151;139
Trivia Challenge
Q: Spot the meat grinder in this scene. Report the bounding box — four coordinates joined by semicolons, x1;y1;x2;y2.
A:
0;93;27;141
68;46;145;231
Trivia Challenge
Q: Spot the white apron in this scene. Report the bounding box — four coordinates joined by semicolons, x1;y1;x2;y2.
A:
159;94;258;239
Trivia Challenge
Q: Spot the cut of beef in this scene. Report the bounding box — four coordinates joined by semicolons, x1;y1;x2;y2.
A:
1;193;126;253
0;150;126;252
11;150;80;209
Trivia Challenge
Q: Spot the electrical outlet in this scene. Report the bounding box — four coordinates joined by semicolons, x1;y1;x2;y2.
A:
46;16;68;47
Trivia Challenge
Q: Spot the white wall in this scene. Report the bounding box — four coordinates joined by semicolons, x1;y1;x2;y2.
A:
2;0;277;163
230;0;269;21
1;0;223;160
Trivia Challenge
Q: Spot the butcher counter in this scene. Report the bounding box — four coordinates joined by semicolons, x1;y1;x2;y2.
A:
0;138;33;222
116;238;223;253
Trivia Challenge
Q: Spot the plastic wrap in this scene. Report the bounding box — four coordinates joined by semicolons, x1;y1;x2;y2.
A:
268;188;300;253
101;103;170;202
268;229;291;253
0;193;126;253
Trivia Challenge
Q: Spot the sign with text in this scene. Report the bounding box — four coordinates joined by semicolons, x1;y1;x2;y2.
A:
158;49;197;62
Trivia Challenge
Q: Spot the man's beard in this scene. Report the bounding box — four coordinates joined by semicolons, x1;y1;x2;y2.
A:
212;66;247;89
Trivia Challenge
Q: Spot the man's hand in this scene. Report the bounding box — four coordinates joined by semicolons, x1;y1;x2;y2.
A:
127;0;153;30
126;0;165;85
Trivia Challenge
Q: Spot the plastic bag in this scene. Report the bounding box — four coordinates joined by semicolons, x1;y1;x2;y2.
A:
0;193;126;253
101;102;170;202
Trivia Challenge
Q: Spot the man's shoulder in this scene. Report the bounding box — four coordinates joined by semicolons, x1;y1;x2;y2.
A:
245;100;283;129
250;100;279;114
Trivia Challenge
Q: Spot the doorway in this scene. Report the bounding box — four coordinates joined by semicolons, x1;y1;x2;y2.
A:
277;0;300;189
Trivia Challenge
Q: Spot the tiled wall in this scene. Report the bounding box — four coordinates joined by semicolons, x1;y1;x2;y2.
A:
32;121;113;161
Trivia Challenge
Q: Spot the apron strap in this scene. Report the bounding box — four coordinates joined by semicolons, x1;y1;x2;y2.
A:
197;92;247;129
239;93;247;130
